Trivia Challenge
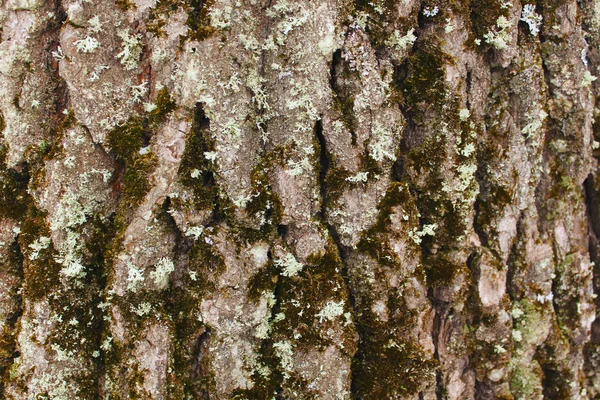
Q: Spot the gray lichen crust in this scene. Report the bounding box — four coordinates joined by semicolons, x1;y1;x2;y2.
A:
0;0;599;399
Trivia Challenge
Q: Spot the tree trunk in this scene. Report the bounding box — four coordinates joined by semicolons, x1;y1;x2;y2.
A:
0;0;599;398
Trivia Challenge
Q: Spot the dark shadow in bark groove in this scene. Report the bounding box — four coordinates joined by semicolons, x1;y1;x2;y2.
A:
583;173;600;387
191;328;212;400
429;287;450;400
584;174;600;238
313;117;362;396
178;102;221;219
276;224;288;241
0;240;24;396
505;209;526;301
329;48;358;146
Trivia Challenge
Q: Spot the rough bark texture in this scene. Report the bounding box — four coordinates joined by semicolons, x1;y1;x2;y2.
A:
0;0;600;398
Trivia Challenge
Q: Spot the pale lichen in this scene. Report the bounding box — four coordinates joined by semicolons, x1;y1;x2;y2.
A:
150;257;175;289
386;29;416;51
520;4;542;36
316;300;345;323
484;16;512;50
116;29;143;71
408;223;438;245
73;36;100;53
275;252;304;277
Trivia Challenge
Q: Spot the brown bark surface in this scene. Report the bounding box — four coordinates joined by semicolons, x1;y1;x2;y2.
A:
0;0;599;398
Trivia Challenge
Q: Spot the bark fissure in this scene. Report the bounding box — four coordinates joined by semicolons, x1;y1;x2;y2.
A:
313;115;361;396
1;0;600;398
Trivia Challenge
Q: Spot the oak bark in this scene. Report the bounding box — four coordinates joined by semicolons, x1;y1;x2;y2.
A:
0;0;599;399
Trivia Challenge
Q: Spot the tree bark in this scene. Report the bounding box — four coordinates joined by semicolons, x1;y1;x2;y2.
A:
0;0;599;398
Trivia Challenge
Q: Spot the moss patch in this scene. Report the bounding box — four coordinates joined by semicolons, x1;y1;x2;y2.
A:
0;240;23;389
115;0;133;11
248;261;278;304
187;0;217;41
351;289;437;398
178;103;216;211
0;165;29;221
350;183;437;397
357;182;414;268
122;153;157;206
468;0;510;49
106;114;160;235
107;119;146;165
147;0;217;40
271;241;353;349
400;38;455;116
148;87;176;128
238;240;355;398
18;209;61;301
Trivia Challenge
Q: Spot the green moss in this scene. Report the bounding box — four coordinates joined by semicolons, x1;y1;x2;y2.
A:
351;289;437;398
359;148;385;176
270;240;353;350
0;166;29;221
115;0;133;11
186;235;226;292
239;240;354;398
534;0;562;31
351;184;439;396
248;262;278;303
510;362;543;399
148;87;176;128
357;182;414;267
468;0;509;50
0;114;115;398
350;0;416;50
167;226;221;397
26;110;75;192
164;232;226;398
178;104;216;211
398;128;471;287
232;343;318;400
329;48;359;145
352;337;436;398
147;0;218;41
230;356;279;400
18;209;61;301
122;152;157;206
401;38;455;114
552;254;585;338
0;120;30;222
332;94;356;139
27;214;117;399
146;0;183;37
548;166;577;199
107;119;146;165
186;0;216;41
84;215;117;269
171;325;216;398
0;326;16;369
423;251;464;286
475;185;513;233
239;148;288;242
105;114;158;239
0;240;22;389
46;284;104;352
470;334;509;379
538;355;575;400
231;338;309;400
181;144;291;246
305;250;325;266
317;154;351;208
